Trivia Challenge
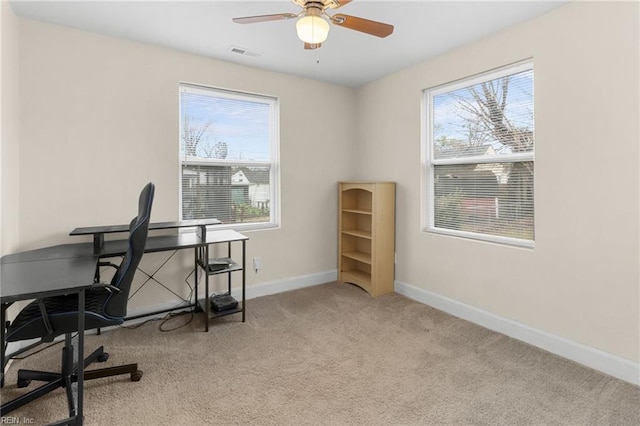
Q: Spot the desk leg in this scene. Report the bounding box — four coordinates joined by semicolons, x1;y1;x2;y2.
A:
227;242;232;295
73;289;85;424
204;243;210;332
194;248;199;312
242;240;246;323
1;302;8;388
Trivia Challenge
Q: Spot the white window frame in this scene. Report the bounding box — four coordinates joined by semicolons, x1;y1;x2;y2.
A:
421;61;534;248
178;83;280;232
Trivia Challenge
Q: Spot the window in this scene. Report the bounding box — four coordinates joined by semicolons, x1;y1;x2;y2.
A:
179;84;279;230
422;61;534;247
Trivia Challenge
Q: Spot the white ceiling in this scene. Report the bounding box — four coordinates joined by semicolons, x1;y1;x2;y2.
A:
10;0;567;88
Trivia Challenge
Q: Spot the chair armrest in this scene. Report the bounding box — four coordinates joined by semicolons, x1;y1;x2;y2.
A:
38;299;54;336
90;283;122;294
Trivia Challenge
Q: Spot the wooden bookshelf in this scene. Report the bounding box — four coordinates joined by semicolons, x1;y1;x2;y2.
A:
338;182;395;296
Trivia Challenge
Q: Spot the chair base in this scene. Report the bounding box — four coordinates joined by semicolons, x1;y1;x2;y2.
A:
1;335;142;416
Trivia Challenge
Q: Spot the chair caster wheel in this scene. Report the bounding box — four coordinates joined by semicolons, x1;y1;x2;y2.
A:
97;353;109;362
131;370;143;382
17;379;31;388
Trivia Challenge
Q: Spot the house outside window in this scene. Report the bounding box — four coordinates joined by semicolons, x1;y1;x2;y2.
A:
422;61;534;247
179;84;280;230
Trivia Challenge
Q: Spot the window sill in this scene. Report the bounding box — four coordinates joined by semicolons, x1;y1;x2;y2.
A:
424;227;534;249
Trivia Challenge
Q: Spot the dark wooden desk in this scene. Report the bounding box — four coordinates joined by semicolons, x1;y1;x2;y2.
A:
1;243;99;425
70;220;221;321
69;220;248;331
71;219;221;253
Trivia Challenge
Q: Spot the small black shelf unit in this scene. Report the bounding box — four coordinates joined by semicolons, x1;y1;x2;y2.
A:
194;229;249;331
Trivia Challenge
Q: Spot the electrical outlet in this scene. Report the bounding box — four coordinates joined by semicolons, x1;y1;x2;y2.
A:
253;257;262;271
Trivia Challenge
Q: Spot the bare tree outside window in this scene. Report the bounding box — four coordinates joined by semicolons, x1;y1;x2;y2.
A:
179;84;279;229
425;62;534;246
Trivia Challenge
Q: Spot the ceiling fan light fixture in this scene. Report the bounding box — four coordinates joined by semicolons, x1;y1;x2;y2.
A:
296;15;330;44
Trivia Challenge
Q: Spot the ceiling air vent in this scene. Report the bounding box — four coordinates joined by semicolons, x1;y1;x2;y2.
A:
228;46;261;58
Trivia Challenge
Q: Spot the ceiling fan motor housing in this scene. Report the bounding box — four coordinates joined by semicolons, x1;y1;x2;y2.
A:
304;2;326;17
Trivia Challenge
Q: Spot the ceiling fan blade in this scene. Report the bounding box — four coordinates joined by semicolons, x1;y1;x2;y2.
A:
331;14;394;38
326;0;353;9
304;42;322;50
233;13;298;24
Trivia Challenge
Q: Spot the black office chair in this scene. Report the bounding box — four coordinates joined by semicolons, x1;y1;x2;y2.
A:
2;182;154;413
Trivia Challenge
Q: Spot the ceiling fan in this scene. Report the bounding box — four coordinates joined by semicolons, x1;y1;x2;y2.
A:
232;0;394;50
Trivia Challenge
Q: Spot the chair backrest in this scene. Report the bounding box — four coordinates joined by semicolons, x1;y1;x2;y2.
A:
103;182;154;318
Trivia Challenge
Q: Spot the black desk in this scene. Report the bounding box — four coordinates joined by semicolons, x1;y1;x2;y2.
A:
70;220;248;331
71;219;221;253
70;220;220;322
1;244;99;425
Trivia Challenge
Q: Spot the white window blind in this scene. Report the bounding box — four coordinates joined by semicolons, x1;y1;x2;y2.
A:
179;84;279;229
423;61;534;247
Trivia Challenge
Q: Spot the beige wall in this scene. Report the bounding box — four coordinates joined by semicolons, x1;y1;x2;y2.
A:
356;1;639;362
1;1;21;255
15;19;357;308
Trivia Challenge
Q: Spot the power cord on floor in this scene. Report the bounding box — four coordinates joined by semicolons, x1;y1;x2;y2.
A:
118;306;194;332
159;310;194;332
121;266;200;333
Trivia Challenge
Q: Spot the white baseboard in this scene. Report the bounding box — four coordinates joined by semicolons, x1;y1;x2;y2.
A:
395;280;640;387
125;270;338;320
237;270;338;300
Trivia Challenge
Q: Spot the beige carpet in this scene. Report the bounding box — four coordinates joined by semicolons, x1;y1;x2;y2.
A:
2;282;639;425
